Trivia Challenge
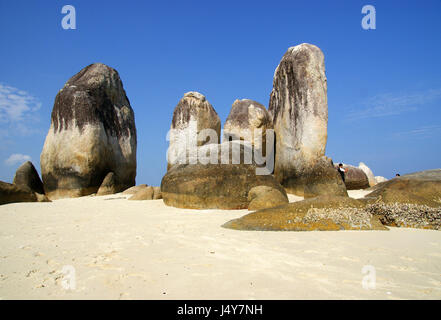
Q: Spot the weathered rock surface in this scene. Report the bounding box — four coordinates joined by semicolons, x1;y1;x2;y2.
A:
304;156;348;198
13;161;45;195
40;63;137;199
168;92;221;170
336;164;370;190
358;162;376;187
360;169;441;230
268;43;328;196
223;99;273;156
247;186;288;211
96;172;124;196
1;181;37;205
122;184;148;195
153;187;162;200
128;186;154;200
162;142;287;209
366;202;441;230
366;169;441;207
223;196;387;231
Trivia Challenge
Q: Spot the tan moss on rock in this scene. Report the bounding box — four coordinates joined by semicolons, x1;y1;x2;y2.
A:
223;196;387;231
304;156;348;198
366;170;441;208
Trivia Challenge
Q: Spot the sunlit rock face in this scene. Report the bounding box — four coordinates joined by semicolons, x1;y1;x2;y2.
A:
13;161;45;195
269;43;328;196
167;92;221;170
40;63;137;199
223;99;273;156
358;162;377;187
162;141;287;210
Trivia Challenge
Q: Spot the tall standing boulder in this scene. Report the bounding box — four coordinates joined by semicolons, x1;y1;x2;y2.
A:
223;99;273;157
268;43;329;196
167;92;221;170
40;63;137;199
13;161;45;195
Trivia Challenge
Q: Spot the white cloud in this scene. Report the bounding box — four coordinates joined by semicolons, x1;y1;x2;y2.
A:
345;88;441;121
393;125;441;139
0;83;42;129
4;153;31;166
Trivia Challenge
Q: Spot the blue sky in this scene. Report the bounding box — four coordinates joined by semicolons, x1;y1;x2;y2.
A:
1;0;440;186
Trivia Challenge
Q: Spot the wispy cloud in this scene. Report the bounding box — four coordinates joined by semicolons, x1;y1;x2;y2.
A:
4;153;31;166
345;88;441;121
393;125;441;139
0;83;42;135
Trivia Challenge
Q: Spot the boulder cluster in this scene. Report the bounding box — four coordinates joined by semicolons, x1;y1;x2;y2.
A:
1;45;440;232
223;169;441;231
162;43;352;210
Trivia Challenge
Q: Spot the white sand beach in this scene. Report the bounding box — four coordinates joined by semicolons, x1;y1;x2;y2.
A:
0;190;440;300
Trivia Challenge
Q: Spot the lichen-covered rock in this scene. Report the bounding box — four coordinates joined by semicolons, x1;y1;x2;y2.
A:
223;196;387;231
13;161;45;195
0;181;38;205
247;186;288;211
128;186;154;200
167;92;221;170
122;184;148;195
360;170;441;230
40;63;137;199
366;169;441;207
268;43;328;196
304;156;348;198
223;99;273;157
96;172;124;196
336;164;370;190
162;142;286;210
358;162;376;187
